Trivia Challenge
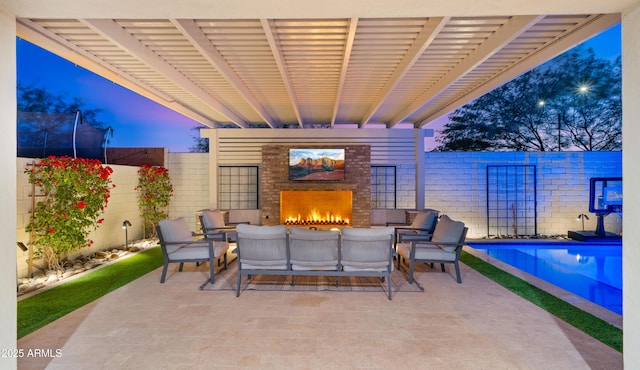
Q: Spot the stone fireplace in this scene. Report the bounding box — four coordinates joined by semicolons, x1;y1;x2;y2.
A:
261;145;371;227
280;190;352;226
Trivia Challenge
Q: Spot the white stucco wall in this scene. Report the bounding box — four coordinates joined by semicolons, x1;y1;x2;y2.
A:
166;152;210;231
622;3;640;367
0;7;17;369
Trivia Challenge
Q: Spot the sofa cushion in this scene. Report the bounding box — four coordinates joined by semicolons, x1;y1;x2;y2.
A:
158;218;193;242
290;226;339;237
202;210;226;228
397;242;456;261
236;224;287;235
410;211;437;231
341;227;393;237
228;209;262;225
385;209;407;225
431;215;465;252
289;227;340;271
158;218;194;254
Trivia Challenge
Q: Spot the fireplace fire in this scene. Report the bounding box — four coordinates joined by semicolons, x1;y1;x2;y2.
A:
283;208;350;226
280;190;352;226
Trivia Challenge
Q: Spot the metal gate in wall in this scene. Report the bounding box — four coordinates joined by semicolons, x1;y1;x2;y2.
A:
486;165;537;237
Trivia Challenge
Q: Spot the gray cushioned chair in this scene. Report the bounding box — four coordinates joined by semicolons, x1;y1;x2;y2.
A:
156;217;229;284
397;215;468;284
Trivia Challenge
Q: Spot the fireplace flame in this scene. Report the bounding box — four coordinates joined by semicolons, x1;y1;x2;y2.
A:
284;207;350;226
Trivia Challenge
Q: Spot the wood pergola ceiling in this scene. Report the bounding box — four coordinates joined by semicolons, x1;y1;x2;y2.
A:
17;14;619;129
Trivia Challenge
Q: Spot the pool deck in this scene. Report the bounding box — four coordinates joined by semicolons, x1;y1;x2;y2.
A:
464;242;623;329
16;246;622;369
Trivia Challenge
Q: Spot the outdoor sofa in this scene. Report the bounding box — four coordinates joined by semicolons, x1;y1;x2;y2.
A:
234;224;395;299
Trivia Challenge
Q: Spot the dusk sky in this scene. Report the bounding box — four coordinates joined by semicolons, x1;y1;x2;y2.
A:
17;23;621;153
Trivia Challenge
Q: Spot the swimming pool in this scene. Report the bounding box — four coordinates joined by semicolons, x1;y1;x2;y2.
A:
467;241;622;315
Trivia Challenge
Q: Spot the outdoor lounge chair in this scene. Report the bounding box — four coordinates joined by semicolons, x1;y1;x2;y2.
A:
156;217;229;284
396;215;468;284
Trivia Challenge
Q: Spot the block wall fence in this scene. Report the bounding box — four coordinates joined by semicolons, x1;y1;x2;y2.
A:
422;151;622;238
15;150;621;277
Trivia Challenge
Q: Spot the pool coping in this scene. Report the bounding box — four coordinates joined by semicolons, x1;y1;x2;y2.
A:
463;241;623;329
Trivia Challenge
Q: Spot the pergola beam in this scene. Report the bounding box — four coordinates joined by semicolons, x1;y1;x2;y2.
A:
82;18;248;128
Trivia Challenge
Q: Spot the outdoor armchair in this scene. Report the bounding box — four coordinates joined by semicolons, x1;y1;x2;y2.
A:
200;209;239;243
156;217;229;284
397;215;468;284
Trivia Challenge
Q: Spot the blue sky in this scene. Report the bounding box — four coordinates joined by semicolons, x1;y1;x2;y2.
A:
17;41;203;152
17;23;621;153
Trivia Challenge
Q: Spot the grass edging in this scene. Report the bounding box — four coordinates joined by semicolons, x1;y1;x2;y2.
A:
460;251;622;352
17;247;164;339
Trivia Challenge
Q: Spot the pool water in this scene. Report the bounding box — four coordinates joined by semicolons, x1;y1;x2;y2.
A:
467;241;622;315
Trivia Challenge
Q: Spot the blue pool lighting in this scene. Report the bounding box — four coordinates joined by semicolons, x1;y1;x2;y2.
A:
467;241;622;315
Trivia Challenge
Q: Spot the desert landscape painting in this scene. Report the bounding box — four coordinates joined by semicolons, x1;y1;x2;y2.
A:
289;148;345;181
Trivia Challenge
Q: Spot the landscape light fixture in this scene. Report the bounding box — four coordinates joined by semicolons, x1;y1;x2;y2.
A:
122;220;132;248
576;213;589;231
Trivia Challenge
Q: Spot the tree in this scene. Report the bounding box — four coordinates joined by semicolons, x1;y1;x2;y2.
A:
17;83;112;157
18;82;108;127
189;126;209;153
434;46;621;151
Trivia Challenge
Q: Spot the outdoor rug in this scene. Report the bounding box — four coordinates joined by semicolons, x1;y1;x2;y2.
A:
199;261;426;294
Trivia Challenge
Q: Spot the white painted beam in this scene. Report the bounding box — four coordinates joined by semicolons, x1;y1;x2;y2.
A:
172;19;276;128
360;17;449;128
261;18;304;128
330;17;358;128
82;18;248;128
391;15;544;126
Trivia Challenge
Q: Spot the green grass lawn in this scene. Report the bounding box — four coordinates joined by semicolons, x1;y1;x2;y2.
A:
17;247;163;339
460;251;622;352
17;246;622;353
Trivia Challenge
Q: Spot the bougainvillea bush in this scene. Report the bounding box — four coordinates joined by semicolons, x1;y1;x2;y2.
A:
25;156;114;271
136;165;173;237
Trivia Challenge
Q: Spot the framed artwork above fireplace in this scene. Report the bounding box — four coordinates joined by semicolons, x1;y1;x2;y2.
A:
289;148;345;181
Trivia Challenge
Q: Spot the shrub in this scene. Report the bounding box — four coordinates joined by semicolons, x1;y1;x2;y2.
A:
25;156;114;271
136;165;173;237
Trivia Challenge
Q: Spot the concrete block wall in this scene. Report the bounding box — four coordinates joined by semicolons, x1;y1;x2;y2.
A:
15;150;622;276
421;151;622;238
396;164;416;209
166;152;210;232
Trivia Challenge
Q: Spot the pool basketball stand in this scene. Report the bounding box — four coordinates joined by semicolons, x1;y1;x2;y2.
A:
568;177;622;242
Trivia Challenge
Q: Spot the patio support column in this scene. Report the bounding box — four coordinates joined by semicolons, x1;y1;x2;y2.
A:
622;2;640;366
202;128;218;209
415;128;425;210
0;6;17;369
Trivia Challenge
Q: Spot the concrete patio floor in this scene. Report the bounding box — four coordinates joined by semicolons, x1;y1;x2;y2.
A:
17;250;622;369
